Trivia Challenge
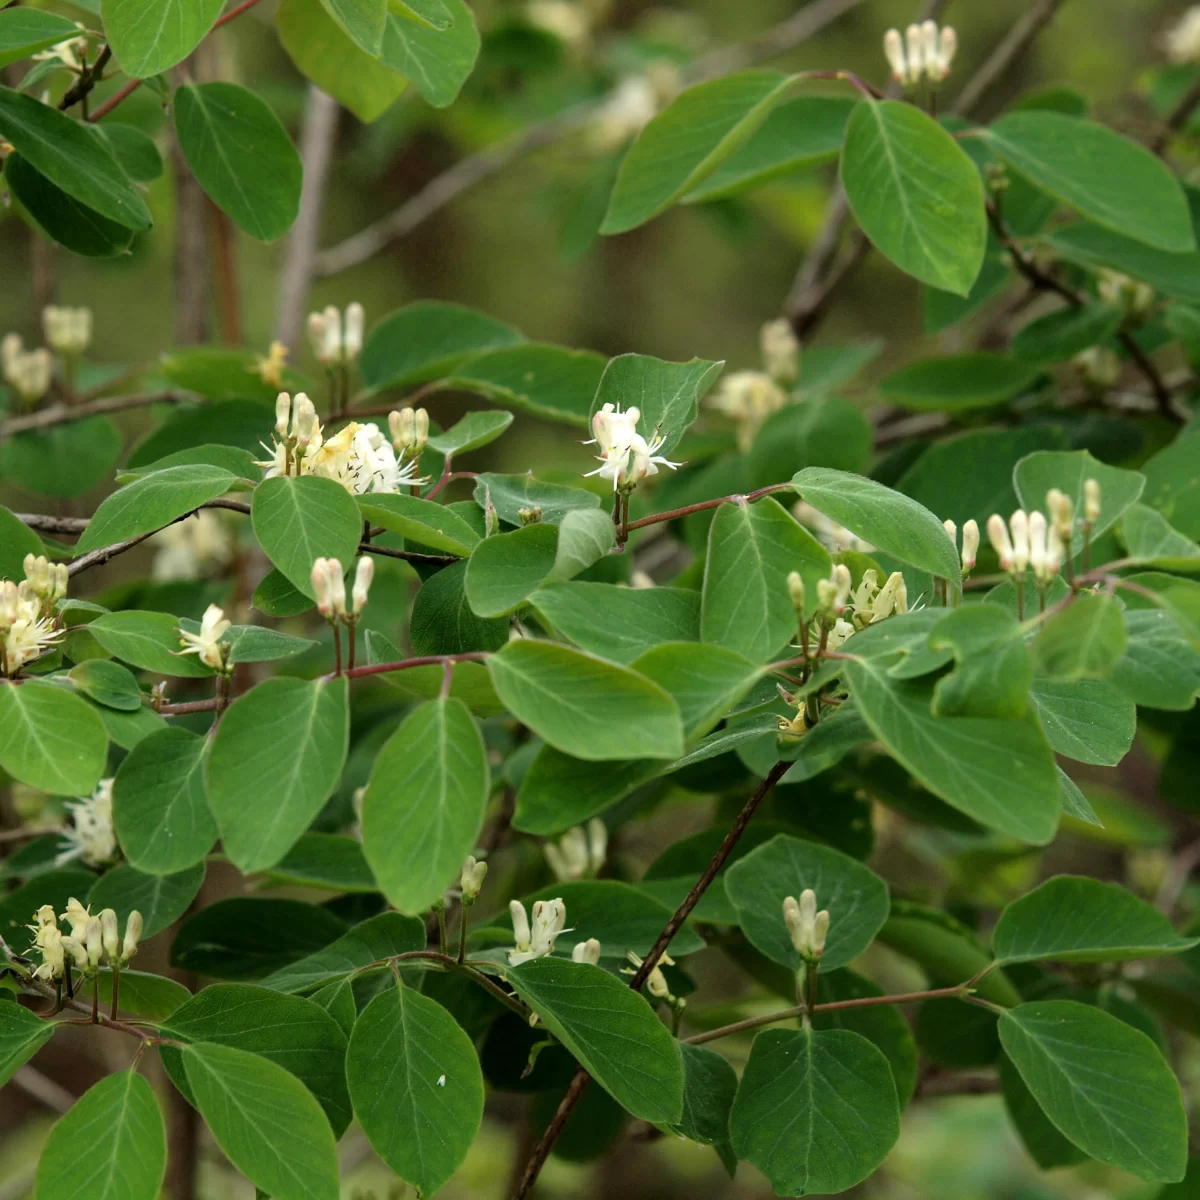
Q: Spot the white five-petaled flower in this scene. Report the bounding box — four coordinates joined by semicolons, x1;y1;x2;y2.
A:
783;889;829;962
42;305;92;355
508;897;567;966
177;604;231;672
584;403;681;491
56;779;117;868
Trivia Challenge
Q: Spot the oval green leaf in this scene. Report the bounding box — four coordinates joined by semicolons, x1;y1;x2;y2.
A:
102;0;223;77
0;681;107;796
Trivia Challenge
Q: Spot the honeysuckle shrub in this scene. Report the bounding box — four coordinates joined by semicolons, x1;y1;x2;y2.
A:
3;2;1200;1198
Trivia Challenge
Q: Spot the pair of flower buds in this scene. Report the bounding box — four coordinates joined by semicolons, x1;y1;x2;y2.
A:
308;303;364;367
784;889;829;963
884;20;957;86
311;556;374;622
275;392;319;447
944;519;981;576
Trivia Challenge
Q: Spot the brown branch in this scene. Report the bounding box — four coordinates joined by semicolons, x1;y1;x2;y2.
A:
335;651;491;682
358;543;459;567
0;826;62;844
0;392;190;439
59;45;112;113
158;698;221;715
917;1072;1000;1098
625;483;793;533
513;760;791;1198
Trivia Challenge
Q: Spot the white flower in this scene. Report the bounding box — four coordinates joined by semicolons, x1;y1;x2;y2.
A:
544;819;606;881
526;0;591;50
311;557;344;620
1084;478;1102;522
2;344;53;404
987;513;1015;572
388;407;429;461
33;35;86;72
1010;510;1030;574
351;556;374;615
120;910;143;963
460;856;488;902
623;949;675;1002
56;780;116;868
307;304;363;366
42;306;91;355
1167;7;1200;62
961;519;980;574
783;889;829;962
30;924;64;982
708;371;787;450
312;422;418;494
177;603;231;671
100;908;120;960
589;76;659;151
59;897;91;939
793;502;873;553
572;938;601;965
1;334;21;379
0;578;63;676
152;511;233;582
816;563;851;615
508;898;567;966
824;617;857;651
584;403;680;491
760;319;800;386
884;21;956;84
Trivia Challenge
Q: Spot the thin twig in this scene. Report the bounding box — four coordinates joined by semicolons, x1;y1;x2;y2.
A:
0;392;190;439
157;698;221;716
358;543;459;567
333;651;491;682
58;45;112;113
0;826;62;844
624;483;793;532
1154;74;1200;155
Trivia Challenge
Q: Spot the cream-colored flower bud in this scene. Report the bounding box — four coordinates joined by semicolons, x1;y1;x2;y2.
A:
306;312;328;362
1029;510;1049;580
33;903;57;929
84;915;103;968
351;555;374;615
510;900;531;952
1046;489;1073;537
275;392;292;436
60;935;89;972
311;558;334;619
760;318;800;386
1084;478;1101;522
322;305;342;364
326;558;346;617
99;908;120;960
1010;510;1030;574
961;519;979;574
572;938;601;965
293;394;318;447
787;570;806;619
938;26;957;75
987;513;1014;571
783;888;830;961
120;910;142;962
883;28;908;84
1047;525;1065;577
60;897;90;938
53;563;68;601
943;518;957;546
905;23;924;78
343;303;364;361
1;332;21;377
460;855;488;902
831;564;851;614
518;506;543;526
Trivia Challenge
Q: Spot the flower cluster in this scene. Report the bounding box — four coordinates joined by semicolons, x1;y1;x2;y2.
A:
308;303;364;368
56;779;117;868
152;511;233;582
508;898;567;967
584;403;681;491
257;392;425;496
177;604;232;673
883;21;957;86
42;306;92;355
27;898;141;984
312;556;374;624
799;563;909;655
0;555;67;677
1098;270;1155;324
544;819;607;881
1;334;52;406
708;319;800;449
783;889;829;963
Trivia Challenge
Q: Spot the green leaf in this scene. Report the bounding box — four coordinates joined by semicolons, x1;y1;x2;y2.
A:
8;155;133;255
509;956;683;1124
253;568;314;618
0;505;45;582
544;508;615;585
88;863;205;939
674;1044;737;1144
221;625;316;665
260;911;425;993
631;642;760;740
813;969;918;1104
993;876;1200;966
427;410;514;457
102;0;223;77
501;879;705;960
1123;503;1200;568
844;645;1060;843
206;677;349;873
747;395;872;487
171;898;348;981
358;493;480;556
487;640;684;761
701;496;831;663
35;1070;165;1200
0;86;152;230
163;984;351;1136
513;748;659;835
74;466;236;554
380;0;479;108
1031;676;1135;766
97;123;164;183
265;833;376;893
0;9;80;67
251;475;363;598
983;112;1194;253
725;833;889;972
183;1042;340;1200
447;345;607;427
729;1027;900;1195
1;415;124;497
155;355;308;408
277;0;406;124
794;467;961;582
80;970;191;1021
589;354;723;457
0;1003;55;1088
928;604;1031;720
1049;222;1200;308
1011;302;1125;364
320;0;385;53
602;69;795;235
347;982;484;1192
410;560;509;655
998;1000;1187;1182
1034;593;1127;680
877;353;1040;411
1111;607;1200;710
465;523;559;617
999;1050;1089;1169
88;611;214;678
367;630;502;715
0;681;107;795
68;660;143;711
682;96;856;203
359;301;522;392
841;99;986;295
532;582;700;664
473;472;602;526
174;82;302;242
361;697;489;914
1142;432;1200;540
